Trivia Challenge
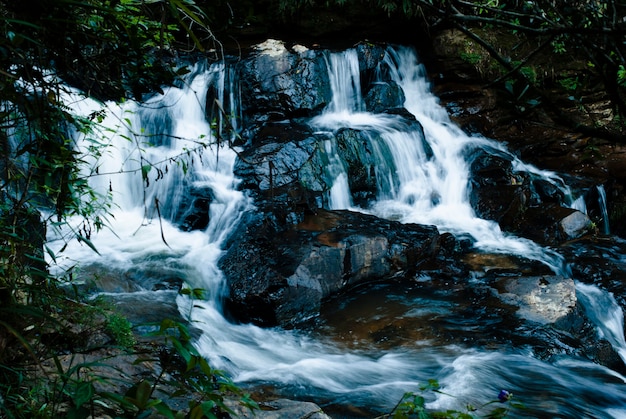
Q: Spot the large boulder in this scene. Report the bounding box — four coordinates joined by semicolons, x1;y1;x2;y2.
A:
233;120;330;210
237;39;331;123
220;208;466;327
468;147;593;244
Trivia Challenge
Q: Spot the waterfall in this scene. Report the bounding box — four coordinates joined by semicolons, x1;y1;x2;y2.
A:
577;283;626;363
324;49;364;114
48;61;251;299
313;46;568;274
598;184;611;235
43;45;626;418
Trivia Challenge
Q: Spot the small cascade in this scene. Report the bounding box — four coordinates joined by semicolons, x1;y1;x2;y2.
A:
49;61;251;295
577;282;626;364
323;138;353;209
324;49;364;114
313;46;568;274
597;184;611;235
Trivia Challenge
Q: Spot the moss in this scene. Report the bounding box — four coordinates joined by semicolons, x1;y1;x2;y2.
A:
105;313;136;350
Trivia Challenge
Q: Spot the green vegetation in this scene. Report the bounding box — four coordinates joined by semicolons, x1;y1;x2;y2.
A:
1;311;258;418
105;313;136;350
0;1;251;416
380;380;523;418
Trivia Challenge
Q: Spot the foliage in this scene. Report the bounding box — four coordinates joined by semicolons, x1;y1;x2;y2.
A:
0;1;245;418
0;312;258;418
273;0;626;139
379;380;524;419
106;313;137;350
0;0;216;330
96;318;258;419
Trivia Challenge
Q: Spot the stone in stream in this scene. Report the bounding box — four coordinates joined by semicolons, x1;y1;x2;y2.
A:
493;275;577;325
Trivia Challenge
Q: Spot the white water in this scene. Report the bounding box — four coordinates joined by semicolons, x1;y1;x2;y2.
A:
312;46;568;274
598;184;611;235
43;46;626;417
577;283;626;363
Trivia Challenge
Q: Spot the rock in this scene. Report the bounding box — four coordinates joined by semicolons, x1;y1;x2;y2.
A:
238;40;331;122
468;147;593;244
520;207;592;245
234;122;322;192
180;196;212;231
560;210;593;240
334;128;380;206
220;208;465;327
227;398;331;419
364;81;405;113
493;275;577;325
356;42;387;72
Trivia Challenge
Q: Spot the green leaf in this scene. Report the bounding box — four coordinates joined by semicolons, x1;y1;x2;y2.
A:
141;164;152;180
73;381;95;408
200;400;218;418
153;402;178;419
77;234;101;255
131;380;154;409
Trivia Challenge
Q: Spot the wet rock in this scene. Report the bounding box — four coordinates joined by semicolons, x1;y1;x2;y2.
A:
364;81;405;113
233;121;330;210
560;210;594;240
493;275;577;325
220;208;465;327
356;42;387;72
227;398;331;419
334;128;379;206
66;263;186;329
468;147;531;226
519;206;593;245
238;39;331;123
468;147;593;244
180;197;211;231
235;121;321;191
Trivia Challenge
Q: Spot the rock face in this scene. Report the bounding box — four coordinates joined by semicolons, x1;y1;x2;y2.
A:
220;208;466;327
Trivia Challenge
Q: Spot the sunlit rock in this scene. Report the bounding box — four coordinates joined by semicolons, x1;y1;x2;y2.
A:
494;275;577;325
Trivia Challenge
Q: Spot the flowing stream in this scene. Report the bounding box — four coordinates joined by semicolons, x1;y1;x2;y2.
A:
46;45;626;417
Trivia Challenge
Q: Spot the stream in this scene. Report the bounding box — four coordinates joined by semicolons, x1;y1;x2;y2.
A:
47;44;626;418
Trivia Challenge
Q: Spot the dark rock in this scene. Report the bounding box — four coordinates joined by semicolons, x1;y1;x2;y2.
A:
220;208;465;327
355;42;387;72
334;128;379;206
238;40;331;123
180;197;211;231
468;147;592;244
233;121;330;210
364;81;405;113
518;206;592;245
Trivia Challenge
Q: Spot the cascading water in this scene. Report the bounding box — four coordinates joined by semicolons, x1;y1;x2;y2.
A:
47;45;626;418
598;184;611;235
313;46;569;274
